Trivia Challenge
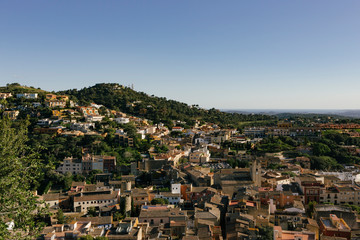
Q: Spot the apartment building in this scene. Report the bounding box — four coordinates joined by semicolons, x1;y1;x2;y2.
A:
295;175;325;204
82;155;104;173
77;106;99;116
320;185;360;205
45;100;67;108
56;157;82;174
73;190;120;212
189;147;210;163
115;133;134;147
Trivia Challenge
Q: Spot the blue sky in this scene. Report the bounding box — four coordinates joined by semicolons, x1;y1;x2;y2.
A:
0;1;359;109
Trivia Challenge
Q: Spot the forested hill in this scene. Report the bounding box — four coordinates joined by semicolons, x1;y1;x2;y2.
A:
60;83;276;128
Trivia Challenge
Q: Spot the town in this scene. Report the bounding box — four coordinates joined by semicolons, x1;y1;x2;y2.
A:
2;83;360;240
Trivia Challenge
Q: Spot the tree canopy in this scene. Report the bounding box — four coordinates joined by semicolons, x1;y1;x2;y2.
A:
0;119;47;239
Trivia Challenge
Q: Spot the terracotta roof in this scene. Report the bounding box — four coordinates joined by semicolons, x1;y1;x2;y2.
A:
77;216;112;225
195;211;217;220
71;181;86;187
42;193;60;201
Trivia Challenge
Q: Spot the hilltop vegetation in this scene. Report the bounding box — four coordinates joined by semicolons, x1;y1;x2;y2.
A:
60;83;276;128
0;83;49;94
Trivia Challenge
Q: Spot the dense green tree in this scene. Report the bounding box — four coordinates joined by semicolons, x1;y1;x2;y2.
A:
310;156;342;170
312;142;331;156
56;209;65;224
63;172;73;190
87;207;98;217
154;145;169;153
307;201;317;218
255;136;295;153
0;119;47;239
86;170;103;184
258;226;273;240
113;212;125;221
151;198;169;205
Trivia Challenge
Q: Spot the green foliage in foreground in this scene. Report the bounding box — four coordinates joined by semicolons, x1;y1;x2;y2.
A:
0;119;48;239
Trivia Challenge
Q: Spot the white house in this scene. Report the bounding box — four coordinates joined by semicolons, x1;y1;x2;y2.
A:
70;122;95;133
189;147;210;163
37;118;52;126
85;115;104;122
73;190;119;213
146;126;157;134
16;93;38;99
137;129;146;140
318;171;356;183
114;117;130;124
40;193;60;209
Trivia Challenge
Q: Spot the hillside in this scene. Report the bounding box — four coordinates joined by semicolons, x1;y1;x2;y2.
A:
59;83;276;128
0;83;50;95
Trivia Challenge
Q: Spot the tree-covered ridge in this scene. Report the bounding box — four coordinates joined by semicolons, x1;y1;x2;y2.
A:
60;83;276;128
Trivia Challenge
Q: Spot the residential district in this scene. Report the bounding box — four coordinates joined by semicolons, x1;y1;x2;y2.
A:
3;84;360;240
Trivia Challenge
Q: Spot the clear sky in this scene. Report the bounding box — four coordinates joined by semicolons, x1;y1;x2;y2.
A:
1;1;359;109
